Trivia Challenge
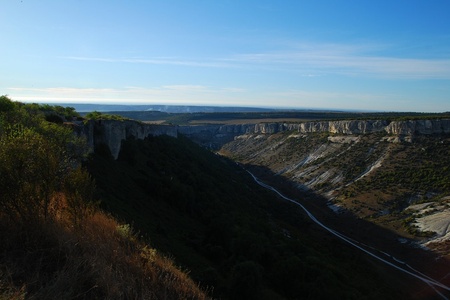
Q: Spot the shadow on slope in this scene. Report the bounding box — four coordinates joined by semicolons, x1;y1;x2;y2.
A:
84;134;440;299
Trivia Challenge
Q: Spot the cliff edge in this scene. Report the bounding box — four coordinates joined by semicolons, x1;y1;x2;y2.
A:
75;119;177;159
75;118;450;158
179;119;450;149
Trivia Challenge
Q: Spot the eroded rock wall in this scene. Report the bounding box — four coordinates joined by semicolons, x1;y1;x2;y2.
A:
75;118;450;159
76;120;177;159
179;119;450;149
385;119;450;135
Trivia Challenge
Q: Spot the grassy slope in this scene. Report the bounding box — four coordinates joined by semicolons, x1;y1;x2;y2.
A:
87;134;408;299
0;206;208;300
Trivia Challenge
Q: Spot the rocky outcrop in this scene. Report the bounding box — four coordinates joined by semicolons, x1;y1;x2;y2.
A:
385;119;450;135
75;120;177;159
297;120;390;134
213;119;450;135
179;119;450;149
194;119;450;141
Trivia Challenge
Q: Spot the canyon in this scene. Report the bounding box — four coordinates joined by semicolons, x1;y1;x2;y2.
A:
76;117;450;250
74;115;450;298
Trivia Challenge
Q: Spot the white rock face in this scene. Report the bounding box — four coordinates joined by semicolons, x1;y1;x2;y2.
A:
415;208;450;243
181;119;450;140
298;120;389;134
77;120;178;159
385;119;450;135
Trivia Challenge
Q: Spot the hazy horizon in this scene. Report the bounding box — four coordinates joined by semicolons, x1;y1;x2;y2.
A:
29;101;447;114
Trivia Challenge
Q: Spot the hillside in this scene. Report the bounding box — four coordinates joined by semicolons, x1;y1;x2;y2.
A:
219;127;450;248
0;96;208;299
86;132;425;299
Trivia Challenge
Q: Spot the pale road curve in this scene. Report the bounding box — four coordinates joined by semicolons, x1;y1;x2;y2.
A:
246;170;450;299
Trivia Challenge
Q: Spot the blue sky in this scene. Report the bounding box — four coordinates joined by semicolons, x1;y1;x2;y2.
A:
2;1;450;112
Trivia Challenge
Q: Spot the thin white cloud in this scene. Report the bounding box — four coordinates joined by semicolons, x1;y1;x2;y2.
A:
220;87;246;92
227;50;450;79
209;41;450;78
271;89;391;103
63;56;235;68
161;85;208;91
63;40;450;79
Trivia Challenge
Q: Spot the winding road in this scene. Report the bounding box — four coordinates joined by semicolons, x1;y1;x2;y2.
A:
247;170;450;299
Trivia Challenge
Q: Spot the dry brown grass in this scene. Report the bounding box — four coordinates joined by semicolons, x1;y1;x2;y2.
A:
0;194;210;300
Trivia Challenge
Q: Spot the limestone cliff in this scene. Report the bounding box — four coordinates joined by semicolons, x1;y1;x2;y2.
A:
75;118;450;159
385;119;450;135
75;119;177;159
215;119;450;135
179;119;450;149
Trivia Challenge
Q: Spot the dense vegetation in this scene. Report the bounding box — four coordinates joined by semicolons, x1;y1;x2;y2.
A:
0;96;207;299
84;110;130;121
87;132;408;299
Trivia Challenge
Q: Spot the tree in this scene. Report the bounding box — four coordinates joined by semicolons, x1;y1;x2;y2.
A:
0;127;60;223
63;166;97;227
0;103;90;224
0;95;16;113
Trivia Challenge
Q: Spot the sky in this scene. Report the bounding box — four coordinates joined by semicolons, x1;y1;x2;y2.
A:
1;0;450;112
